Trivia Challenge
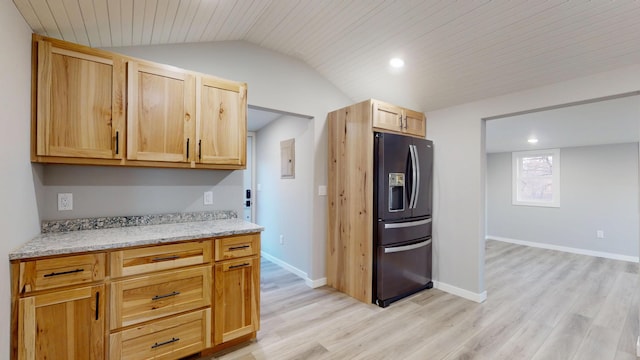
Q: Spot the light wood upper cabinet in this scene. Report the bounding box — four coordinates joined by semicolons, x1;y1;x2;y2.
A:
372;99;426;138
372;101;403;132
34;35;125;160
18;284;105;360
196;76;247;166
127;61;195;163
403;108;426;137
31;35;248;169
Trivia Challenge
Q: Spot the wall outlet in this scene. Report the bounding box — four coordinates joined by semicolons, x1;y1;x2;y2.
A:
279;235;284;245
58;193;73;211
203;191;213;205
596;230;604;239
318;185;327;196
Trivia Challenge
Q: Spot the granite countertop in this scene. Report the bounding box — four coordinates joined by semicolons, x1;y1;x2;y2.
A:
9;212;264;261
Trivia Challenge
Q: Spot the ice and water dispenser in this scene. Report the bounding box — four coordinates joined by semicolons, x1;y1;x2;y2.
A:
388;173;405;212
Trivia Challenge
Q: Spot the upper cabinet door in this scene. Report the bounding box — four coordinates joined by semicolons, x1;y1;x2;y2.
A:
127;62;195;163
404;108;426;138
372;100;403;133
196;76;247;166
35;38;125;159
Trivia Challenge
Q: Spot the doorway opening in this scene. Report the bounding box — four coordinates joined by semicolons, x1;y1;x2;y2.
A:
484;93;640;262
246;105;315;282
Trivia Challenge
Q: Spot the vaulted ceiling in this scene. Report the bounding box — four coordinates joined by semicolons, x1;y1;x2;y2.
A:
12;0;640;112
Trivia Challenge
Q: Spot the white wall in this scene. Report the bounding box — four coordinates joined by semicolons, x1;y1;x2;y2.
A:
255;115;314;280
40;166;243;219
427;64;640;299
0;1;41;356
89;41;352;280
487;143;639;258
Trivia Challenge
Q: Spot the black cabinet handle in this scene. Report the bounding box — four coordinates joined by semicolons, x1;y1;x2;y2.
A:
43;268;84;278
198;140;202;160
186;138;190;159
115;131;119;155
229;245;250;251
229;263;250;269
95;291;100;320
151;337;180;349
152;291;181;301
151;255;179;262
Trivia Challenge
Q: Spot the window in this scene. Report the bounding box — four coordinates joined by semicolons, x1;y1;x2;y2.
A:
512;149;560;207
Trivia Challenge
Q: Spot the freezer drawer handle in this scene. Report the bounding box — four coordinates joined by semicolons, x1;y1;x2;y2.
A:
384;239;432;254
384;218;432;229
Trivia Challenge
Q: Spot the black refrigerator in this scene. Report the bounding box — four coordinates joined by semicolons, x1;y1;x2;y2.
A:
373;132;433;307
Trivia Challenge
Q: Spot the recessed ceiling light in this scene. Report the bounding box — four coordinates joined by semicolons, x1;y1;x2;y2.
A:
527;138;538;144
389;58;405;68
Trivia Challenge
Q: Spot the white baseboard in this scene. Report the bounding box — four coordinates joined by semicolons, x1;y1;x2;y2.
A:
486;235;639;263
260;251;326;288
433;281;487;303
306;277;327;288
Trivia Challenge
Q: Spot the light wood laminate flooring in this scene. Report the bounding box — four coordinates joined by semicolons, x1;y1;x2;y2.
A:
204;240;639;360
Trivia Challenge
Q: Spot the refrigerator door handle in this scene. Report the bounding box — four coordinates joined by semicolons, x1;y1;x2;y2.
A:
408;145;418;209
384;239;432;254
413;144;420;208
384;218;432;229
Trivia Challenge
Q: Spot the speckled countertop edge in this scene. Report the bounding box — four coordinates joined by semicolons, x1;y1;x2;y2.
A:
9;218;264;261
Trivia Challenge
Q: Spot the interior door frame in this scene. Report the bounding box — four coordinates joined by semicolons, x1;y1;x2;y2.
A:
247;131;256;222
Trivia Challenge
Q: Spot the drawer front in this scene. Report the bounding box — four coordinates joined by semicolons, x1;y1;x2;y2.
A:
110;309;211;360
111;266;211;329
214;233;260;261
111;241;212;278
18;253;106;293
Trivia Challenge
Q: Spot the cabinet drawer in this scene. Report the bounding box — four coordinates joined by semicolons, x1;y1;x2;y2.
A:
109;309;211;360
18;253;105;294
111;241;212;278
110;266;211;329
214;234;260;261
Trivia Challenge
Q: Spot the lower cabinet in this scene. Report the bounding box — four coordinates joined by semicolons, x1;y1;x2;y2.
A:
214;256;260;345
110;266;212;330
18;284;105;359
11;233;260;360
109;309;211;360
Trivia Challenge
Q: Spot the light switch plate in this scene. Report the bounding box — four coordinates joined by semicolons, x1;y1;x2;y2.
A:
318;185;327;196
58;193;73;211
204;191;213;205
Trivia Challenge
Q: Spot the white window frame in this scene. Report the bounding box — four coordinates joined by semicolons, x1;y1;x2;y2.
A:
512;149;560;207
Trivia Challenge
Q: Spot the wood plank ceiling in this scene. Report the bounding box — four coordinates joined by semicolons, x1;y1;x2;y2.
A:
12;0;640;111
